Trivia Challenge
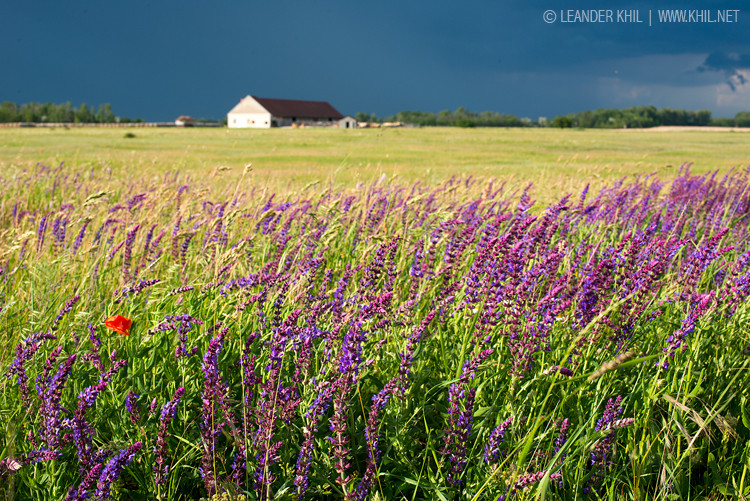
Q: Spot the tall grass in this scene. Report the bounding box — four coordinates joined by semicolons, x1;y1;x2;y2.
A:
0;162;749;500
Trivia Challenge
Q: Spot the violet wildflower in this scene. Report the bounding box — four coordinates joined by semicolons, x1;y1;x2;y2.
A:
171;216;182;259
588;396;625;491
107;240;124;261
230;332;260;489
125;391;141;424
356;377;404;500
151;314;202;358
154;387;186;486
36;351;77;451
554;418;570;456
82;323;104;373
52;216;69;254
294;379;337;497
328;375;354;499
114;278;161;304
149;229;166;262
36;212;50;253
484;416;513;463
510;470;563;495
180;231;196;276
71;380;109;472
200;334;228;496
64;463;104;501
52;295;81;331
442;349;494;486
7;331;56;405
169;285;195;295
70;354;127;472
149;397;159;417
545;366;574;377
254;311;303;496
663;292;714;368
94;441;143;500
122;224;140;282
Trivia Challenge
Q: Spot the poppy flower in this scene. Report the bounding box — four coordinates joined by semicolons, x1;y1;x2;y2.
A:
105;315;132;336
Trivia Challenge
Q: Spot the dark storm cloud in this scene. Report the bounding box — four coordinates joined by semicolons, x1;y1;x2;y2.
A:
697;52;750;91
1;0;749;119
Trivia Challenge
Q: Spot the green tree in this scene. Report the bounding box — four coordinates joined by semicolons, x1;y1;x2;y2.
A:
96;103;116;123
552;115;573;128
436;110;454;126
355;112;372;123
0;101;20;122
733;111;750;127
75;103;93;123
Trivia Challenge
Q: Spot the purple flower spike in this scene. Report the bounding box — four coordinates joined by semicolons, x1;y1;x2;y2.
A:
484;416;513;463
125;391;141;424
7;331;57;405
442;349;494;485
52;295;81;331
154;387;186;486
94;441;143;500
588;396;626;491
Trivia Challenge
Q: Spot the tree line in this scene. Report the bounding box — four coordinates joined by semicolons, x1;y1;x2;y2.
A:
0;101;144;124
357;105;750;129
356;107;528;127
550;106;712;128
5;100;750;129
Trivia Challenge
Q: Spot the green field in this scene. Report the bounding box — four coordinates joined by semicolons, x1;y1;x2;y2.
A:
2;126;750;499
1;127;749;201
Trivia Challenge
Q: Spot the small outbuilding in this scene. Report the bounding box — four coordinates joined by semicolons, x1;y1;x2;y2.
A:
338;116;358;129
227;95;344;128
175;116;196;127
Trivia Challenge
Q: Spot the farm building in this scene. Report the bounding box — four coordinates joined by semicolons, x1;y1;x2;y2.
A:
338;116;357;129
227;95;351;129
175;116;196;127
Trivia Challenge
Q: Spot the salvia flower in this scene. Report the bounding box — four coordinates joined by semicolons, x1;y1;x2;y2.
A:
52;295;81;331
125;391;141;424
588;396;625;491
442;349;494;485
94;441;143;500
200;335;227;496
484;416;513;463
154;387;186;486
7;331;57;405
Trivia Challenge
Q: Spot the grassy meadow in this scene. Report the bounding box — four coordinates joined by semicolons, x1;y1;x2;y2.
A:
0;127;750;500
2;126;750;202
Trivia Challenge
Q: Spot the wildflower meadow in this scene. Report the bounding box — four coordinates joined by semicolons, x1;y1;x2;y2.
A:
1;162;749;500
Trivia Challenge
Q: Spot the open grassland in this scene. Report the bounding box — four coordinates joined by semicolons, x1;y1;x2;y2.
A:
1;129;750;500
1;127;750;204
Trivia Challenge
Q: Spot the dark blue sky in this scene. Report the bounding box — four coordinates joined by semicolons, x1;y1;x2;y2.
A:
3;1;749;120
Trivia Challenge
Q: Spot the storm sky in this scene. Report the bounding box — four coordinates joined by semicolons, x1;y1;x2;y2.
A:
3;0;749;120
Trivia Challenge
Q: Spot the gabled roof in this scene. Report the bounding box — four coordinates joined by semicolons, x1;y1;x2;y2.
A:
254;96;343;119
228;95;343;119
227;96;269;115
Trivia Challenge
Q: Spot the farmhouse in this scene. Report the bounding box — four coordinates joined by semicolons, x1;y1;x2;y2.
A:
227;95;352;129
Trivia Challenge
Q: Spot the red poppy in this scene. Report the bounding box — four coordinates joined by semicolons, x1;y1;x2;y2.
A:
105;315;132;336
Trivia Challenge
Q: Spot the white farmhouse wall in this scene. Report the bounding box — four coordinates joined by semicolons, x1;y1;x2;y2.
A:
228;112;272;129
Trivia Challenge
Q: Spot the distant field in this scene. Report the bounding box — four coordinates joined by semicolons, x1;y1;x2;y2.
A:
1;126;749;202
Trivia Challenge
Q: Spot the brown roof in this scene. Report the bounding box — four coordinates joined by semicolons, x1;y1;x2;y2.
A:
252;96;343;120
